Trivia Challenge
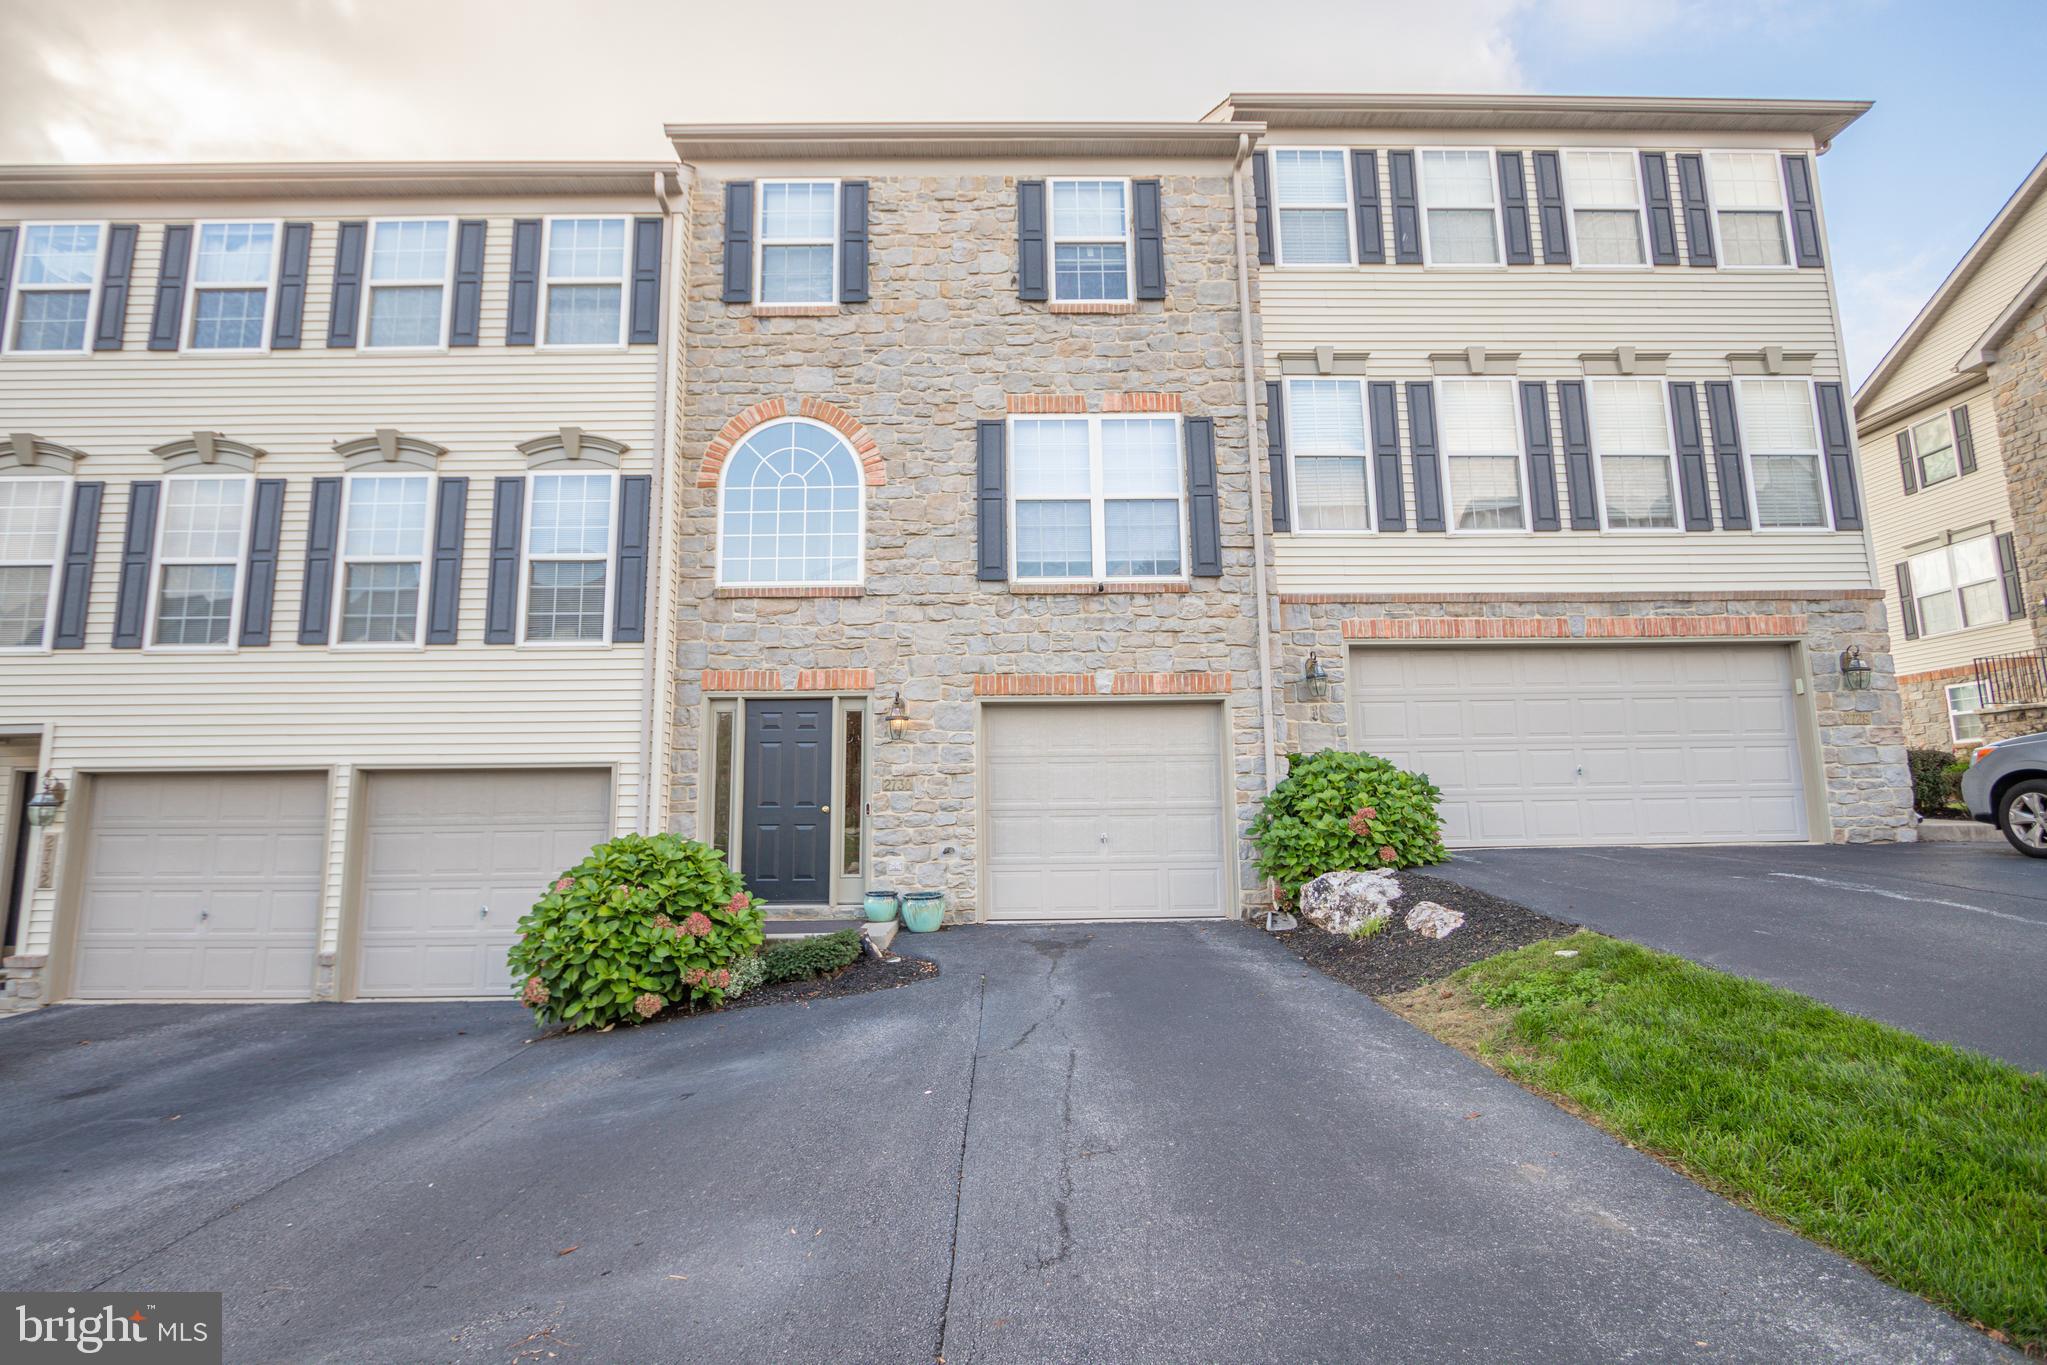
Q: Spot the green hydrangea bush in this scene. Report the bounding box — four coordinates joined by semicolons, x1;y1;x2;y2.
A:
507;833;765;1030
1249;749;1447;902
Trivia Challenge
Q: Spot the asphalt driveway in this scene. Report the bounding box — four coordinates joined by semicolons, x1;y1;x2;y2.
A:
0;923;2005;1363
1431;841;2047;1072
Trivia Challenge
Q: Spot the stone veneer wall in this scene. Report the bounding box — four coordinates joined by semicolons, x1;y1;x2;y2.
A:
1989;292;2047;652
671;170;1269;918
1898;666;1978;751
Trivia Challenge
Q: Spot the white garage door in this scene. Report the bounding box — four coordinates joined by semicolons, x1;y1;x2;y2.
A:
72;773;325;999
356;769;610;998
984;703;1228;921
1351;645;1809;846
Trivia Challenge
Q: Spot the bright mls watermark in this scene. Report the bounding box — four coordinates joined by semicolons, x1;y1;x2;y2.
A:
3;1294;220;1363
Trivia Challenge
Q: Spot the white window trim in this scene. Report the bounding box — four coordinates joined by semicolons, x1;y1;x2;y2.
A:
711;416;868;590
537;215;630;350
1587;376;1683;534
1733;376;1827;532
143;473;253;651
1268;147;1356;269
0;475;74;652
1701;148;1796;273
1557;148;1652;272
1006;412;1190;584
1946;681;1985;745
3;221;109;357
329;471;436;649
1283;374;1373;534
1905;412;1961;489
752;179;841;307
358;217;457;353
1434;376;1529;534
516;469;618;646
1047;176;1135;303
1908;531;2004;639
180;219;282;355
1416;147;1504;269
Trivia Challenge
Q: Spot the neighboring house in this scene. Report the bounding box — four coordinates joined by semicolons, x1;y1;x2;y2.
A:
1853;154;2047;750
0;162;685;1010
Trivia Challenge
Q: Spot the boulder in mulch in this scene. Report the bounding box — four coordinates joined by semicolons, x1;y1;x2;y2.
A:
1405;901;1465;940
1299;869;1402;936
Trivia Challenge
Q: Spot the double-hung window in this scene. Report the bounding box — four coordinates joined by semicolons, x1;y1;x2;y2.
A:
6;223;103;353
1908;411;1960;488
1563;151;1647;266
1419;151;1501;265
1049;179;1131;301
1010;415;1184;581
0;477;69;648
1736;378;1825;528
542;217;627;345
363;219;453;349
1706;152;1792;267
1909;535;2003;638
757;181;838;305
186;222;278;351
1437;379;1525;531
151;476;250;646
1285;377;1371;530
1270;150;1352;266
1589;378;1678;530
336;473;432;644
1947;681;1985;744
522;471;614;642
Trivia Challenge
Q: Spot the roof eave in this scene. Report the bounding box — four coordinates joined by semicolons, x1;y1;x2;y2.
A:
664;122;1263;161
1210;93;1871;147
0;161;682;203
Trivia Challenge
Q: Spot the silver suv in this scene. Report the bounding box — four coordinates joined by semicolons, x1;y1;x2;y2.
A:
1961;730;2047;858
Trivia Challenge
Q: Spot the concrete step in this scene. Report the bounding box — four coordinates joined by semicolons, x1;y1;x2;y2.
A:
1917;818;2002;844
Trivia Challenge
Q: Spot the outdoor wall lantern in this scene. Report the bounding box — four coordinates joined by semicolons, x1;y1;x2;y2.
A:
1839;644;1873;691
24;775;66;828
1301;652;1331;703
885;691;910;740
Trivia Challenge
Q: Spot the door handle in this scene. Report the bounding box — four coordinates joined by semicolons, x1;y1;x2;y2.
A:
821;804;831;814
480;906;489;919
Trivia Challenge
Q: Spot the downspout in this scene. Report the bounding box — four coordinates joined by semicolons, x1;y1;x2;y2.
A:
639;167;681;835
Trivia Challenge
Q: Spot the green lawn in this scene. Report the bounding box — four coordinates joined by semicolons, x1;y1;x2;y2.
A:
1391;932;2047;1351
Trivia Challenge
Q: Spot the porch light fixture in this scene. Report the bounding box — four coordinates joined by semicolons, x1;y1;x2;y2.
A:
885;691;910;741
24;776;66;828
1839;644;1873;691
1301;652;1331;703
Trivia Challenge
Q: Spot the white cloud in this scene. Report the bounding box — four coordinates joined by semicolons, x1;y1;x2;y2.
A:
1837;247;1951;389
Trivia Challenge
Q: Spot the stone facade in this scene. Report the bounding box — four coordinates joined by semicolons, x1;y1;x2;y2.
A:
1989;292;2047;651
1898;665;1979;751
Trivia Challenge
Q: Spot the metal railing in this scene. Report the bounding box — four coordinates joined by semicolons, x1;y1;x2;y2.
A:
1974;650;2047;707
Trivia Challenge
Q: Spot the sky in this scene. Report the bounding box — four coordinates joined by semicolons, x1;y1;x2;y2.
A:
1;0;2041;386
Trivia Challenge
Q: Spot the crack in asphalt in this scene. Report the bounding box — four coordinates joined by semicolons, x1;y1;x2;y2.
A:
1029;1048;1079;1273
934;973;987;1364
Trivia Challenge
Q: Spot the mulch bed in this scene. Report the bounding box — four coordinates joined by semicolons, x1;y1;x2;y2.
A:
720;949;938;1014
1272;871;1577;998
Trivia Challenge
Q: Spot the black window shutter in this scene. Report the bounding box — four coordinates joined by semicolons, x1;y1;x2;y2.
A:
1668;382;1715;531
976;421;1007;581
1251;152;1275;266
1813;382;1861;530
110;480;160;648
148;225;192;351
449;220;487;347
1555;380;1599;530
1533;151;1571;265
1389;152;1422;264
326;221;367;348
425;477;468;644
612;473;652;641
1133;179;1166;301
92;225;138;350
1676;154;1716;267
1185;417;1222;578
1370;380;1404;531
507;219;543;344
237;478;286;646
1498;152;1534;266
1895;562;1920;640
628;216;664;344
720;183;754;304
1997;532;2026;620
269;222;312;350
52;480;103;649
1896;430;1919;494
0;228;14;342
1264;380;1291;533
1781;154;1824;268
1704;381;1751;528
1016;180;1048;302
1519;381;1561;530
298;477;343;644
1351;150;1384;264
1641;153;1680;266
485;476;525;642
1405;382;1445;531
1952;403;1977;474
840;181;870;304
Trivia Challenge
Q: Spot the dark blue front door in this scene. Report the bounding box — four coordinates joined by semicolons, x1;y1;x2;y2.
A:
741;699;832;904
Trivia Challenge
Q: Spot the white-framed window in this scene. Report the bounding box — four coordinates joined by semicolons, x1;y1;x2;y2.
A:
362;219;454;349
0;477;70;649
149;475;251;647
1562;150;1647;267
541;217;627;346
1436;378;1525;531
756;181;838;305
1418;150;1501;266
1285;377;1371;531
1947;681;1985;744
334;473;433;645
1735;378;1825;529
1909;534;2003;638
184;221;279;352
521;470;615;643
716;418;863;586
1908;411;1960;489
1009;414;1185;581
1270;149;1352;266
1589;378;1679;530
1049;178;1132;302
1705;152;1792;268
5;222;105;354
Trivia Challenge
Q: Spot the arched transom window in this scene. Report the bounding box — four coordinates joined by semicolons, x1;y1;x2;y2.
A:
717;418;863;585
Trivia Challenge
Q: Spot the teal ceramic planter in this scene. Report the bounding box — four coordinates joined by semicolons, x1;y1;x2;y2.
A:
863;890;901;923
900;890;946;933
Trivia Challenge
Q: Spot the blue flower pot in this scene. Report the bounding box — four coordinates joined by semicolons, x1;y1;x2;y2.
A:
863;890;901;923
900;891;946;933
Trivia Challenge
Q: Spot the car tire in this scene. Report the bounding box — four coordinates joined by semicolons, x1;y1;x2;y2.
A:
1996;778;2047;858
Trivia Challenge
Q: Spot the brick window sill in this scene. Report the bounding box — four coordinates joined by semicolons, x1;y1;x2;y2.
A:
1047;300;1138;315
713;586;865;599
1007;582;1191;595
746;303;841;318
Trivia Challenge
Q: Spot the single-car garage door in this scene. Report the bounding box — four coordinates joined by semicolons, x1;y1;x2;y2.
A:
355;768;610;998
72;772;325;999
1351;645;1809;846
984;703;1228;920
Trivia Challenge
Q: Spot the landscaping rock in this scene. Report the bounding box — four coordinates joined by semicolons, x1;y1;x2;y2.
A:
1300;870;1402;936
1405;901;1465;940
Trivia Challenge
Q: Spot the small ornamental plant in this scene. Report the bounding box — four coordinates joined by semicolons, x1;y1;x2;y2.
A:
1250;749;1447;899
507;833;765;1031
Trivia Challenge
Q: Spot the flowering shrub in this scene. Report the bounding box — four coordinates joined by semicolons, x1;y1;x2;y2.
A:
507;833;765;1030
1250;749;1447;899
